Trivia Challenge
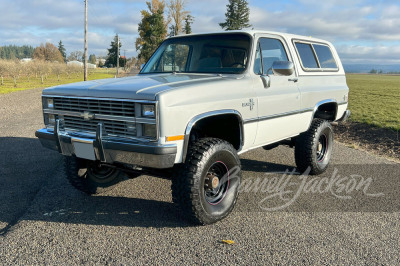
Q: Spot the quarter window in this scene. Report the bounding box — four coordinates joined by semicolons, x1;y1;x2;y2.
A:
295;41;338;71
313;44;338;69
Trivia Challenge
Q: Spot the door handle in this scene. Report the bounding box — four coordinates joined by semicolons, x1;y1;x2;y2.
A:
288;78;298;83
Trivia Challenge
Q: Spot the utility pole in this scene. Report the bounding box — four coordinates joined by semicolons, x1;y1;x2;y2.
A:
124;49;127;71
84;0;88;81
116;34;119;77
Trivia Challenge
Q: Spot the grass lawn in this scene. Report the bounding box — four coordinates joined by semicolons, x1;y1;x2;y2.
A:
346;74;400;131
0;68;117;94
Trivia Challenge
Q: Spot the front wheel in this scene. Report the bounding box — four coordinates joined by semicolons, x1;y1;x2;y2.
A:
295;119;334;175
64;156;125;194
172;138;241;225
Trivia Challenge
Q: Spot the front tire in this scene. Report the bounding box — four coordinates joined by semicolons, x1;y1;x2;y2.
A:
172;138;241;225
295;119;334;175
64;156;125;194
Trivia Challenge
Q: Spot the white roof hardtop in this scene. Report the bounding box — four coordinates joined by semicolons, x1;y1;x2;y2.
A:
169;30;331;45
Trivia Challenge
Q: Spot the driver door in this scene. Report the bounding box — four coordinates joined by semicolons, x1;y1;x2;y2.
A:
253;35;302;146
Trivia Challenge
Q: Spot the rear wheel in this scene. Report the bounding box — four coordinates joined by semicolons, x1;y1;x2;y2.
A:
295;119;334;175
172;138;241;225
64;156;125;194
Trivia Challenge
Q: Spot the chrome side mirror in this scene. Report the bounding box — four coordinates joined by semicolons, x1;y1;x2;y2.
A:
272;61;294;76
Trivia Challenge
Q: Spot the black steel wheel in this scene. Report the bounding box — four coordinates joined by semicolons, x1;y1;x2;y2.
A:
295;119;334;175
172;138;241;225
64;156;125;194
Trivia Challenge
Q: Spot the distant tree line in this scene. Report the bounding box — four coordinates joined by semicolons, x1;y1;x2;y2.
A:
0;45;35;60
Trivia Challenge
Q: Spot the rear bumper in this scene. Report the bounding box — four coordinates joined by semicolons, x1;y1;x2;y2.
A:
35;124;177;169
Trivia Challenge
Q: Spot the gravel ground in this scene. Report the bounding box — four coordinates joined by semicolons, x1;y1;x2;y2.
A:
0;88;399;264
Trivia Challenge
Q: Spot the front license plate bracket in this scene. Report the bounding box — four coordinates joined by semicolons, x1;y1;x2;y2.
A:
72;140;96;161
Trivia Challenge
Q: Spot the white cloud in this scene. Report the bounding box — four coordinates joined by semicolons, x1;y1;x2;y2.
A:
0;0;399;64
337;44;400;64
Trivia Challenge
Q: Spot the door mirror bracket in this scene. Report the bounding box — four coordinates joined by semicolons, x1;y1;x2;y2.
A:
261;75;271;89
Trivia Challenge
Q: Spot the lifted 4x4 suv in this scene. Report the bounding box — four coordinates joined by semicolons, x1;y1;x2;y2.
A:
36;30;350;224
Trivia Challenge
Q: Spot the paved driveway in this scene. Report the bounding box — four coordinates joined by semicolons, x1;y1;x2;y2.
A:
0;88;399;264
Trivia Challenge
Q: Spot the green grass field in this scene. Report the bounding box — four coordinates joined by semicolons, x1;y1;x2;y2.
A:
0;68;117;94
346;74;400;131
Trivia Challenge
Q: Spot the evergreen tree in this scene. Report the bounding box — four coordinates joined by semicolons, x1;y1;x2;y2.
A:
169;25;176;37
0;45;34;59
219;0;252;30
184;15;194;34
135;0;168;63
89;54;97;65
58;40;67;62
105;35;125;67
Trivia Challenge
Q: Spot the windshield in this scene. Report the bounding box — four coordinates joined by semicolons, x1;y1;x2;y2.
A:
141;33;251;74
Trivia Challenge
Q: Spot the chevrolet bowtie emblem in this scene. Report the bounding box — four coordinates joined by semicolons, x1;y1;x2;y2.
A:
242;98;255;111
82;111;95;120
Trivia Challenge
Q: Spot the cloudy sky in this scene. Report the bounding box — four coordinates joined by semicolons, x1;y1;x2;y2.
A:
1;0;399;64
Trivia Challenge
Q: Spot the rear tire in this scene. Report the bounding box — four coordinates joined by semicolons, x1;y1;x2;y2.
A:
172;138;241;225
295;119;334;175
64;156;125;194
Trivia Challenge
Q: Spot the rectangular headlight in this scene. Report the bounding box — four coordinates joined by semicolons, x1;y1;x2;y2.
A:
44;114;56;129
48;114;56;124
47;98;54;109
143;124;157;138
142;104;155;118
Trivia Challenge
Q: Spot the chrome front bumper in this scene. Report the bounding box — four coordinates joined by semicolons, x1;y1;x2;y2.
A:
337;110;351;123
35;121;177;169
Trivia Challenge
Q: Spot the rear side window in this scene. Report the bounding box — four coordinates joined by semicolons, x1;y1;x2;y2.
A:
294;41;338;71
295;43;318;69
313;44;337;69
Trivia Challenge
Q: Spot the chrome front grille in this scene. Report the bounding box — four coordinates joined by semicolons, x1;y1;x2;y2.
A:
51;97;137;138
63;116;137;138
53;97;135;117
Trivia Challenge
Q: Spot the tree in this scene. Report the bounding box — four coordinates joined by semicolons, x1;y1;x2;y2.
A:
0;45;34;59
0;60;7;85
219;0;252;30
7;60;21;87
169;25;176;37
135;0;168;63
67;51;84;62
33;43;64;62
52;62;66;81
22;61;34;82
184;14;194;34
58;41;67;62
89;54;96;65
105;35;125;67
168;0;190;36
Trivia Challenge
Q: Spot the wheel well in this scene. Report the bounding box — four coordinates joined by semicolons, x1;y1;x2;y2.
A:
189;114;242;150
314;102;337;121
